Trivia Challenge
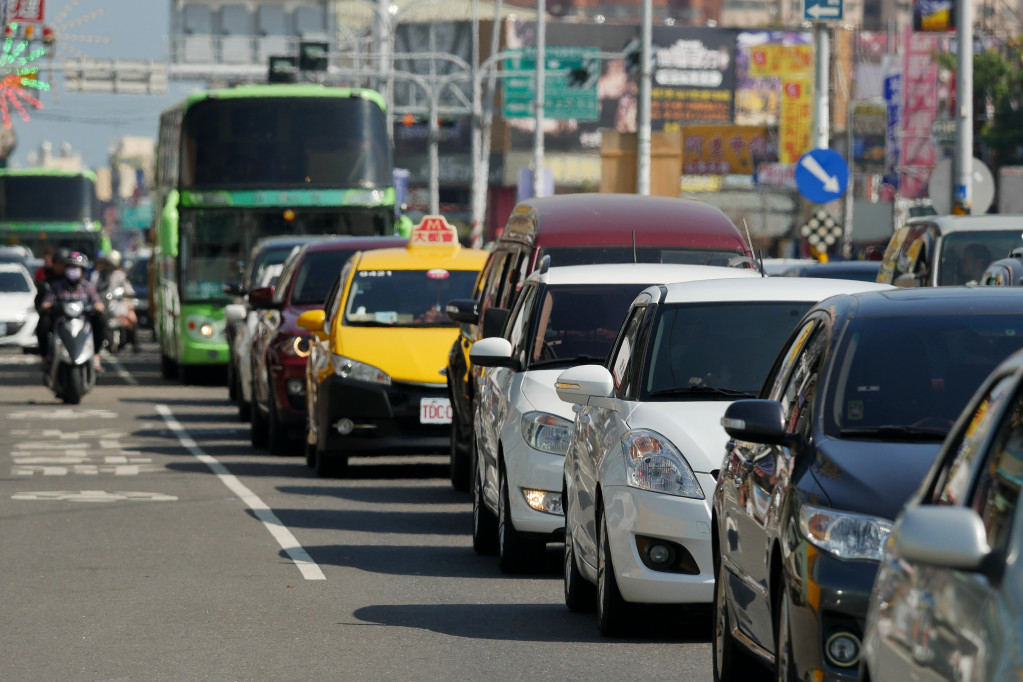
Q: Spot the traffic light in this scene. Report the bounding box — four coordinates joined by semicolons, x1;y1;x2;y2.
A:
566;58;598;88
268;55;298;84
623;38;642;76
299;41;329;72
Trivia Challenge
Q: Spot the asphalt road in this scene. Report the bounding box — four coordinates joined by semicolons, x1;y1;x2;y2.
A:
0;341;714;681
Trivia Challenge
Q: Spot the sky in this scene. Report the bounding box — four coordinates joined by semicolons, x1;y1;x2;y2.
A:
6;0;204;168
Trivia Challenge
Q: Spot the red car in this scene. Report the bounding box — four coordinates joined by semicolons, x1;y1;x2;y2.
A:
249;235;407;455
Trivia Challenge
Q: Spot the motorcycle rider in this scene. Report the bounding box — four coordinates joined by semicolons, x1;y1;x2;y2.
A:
94;250;138;353
39;251;107;372
34;246;69;354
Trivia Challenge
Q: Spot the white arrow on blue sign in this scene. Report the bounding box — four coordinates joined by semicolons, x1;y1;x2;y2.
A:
795;148;850;203
804;0;843;21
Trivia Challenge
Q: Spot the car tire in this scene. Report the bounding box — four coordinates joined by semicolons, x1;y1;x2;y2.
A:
305;435;317;469
775;588;797;682
472;463;498;555
563;484;597;612
712;553;762;681
449;405;472;492
160;352;176;380
497;465;544;574
250;398;269;450
238;398;251;423
597;507;631;636
227;361;238;401
267;383;292;456
314;447;348;478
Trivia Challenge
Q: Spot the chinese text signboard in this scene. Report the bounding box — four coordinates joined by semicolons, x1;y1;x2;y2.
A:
780;77;812;164
651;26;737;130
681;125;775;175
9;0;44;23
900;28;941;199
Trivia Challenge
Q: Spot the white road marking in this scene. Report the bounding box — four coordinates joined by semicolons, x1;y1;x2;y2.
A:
105;355;138;386
6;408;116;421
12;490;178;502
156;404;326;581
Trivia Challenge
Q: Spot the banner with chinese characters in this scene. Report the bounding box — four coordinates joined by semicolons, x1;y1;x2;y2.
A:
779;76;812;164
9;0;44;23
747;44;813;78
734;31;813;126
900;28;940;199
651;25;738;130
680;125;775;175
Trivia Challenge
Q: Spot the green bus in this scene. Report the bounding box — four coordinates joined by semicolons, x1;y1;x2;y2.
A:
0;168;108;258
153;84;397;382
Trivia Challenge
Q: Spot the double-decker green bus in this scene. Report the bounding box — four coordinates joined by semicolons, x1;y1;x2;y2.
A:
0;169;108;258
153;84;397;382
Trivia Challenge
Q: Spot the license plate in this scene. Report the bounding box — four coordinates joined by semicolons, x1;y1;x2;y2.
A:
420;397;452;424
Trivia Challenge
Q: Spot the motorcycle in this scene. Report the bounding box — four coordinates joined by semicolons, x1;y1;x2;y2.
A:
102;286;136;354
44;299;97;404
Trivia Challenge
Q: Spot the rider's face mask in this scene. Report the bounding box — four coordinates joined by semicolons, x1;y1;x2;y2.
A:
65;267;83;282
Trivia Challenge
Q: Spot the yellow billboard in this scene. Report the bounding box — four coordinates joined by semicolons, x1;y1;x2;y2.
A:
780;76;812;164
748;45;813;78
680;125;774;175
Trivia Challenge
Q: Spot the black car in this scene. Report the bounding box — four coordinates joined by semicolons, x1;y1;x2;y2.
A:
711;287;1023;682
780;260;882;282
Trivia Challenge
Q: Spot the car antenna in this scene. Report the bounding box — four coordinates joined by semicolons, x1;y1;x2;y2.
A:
741;217;765;277
632;230;637;264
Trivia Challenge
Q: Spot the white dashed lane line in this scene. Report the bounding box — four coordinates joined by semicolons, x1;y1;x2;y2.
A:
155;403;326;581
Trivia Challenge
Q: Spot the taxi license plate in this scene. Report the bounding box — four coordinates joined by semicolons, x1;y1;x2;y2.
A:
420;397;452;424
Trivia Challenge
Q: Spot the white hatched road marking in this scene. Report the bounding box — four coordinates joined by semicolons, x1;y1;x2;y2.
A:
156;404;326;581
12;490;178;502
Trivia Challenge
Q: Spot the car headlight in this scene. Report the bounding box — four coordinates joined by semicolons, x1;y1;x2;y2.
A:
798;504;893;561
622;429;704;499
330;353;391;386
276;334;312;358
520;411;573;456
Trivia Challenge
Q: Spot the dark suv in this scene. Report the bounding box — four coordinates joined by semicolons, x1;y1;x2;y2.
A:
444;193;755;491
712;287;1023;682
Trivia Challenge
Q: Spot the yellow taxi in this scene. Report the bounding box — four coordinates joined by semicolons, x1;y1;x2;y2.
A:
298;216;488;476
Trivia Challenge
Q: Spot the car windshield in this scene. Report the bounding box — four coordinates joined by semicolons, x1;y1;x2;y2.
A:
938;230;1023;286
826;313;1023;438
291;250;357;305
643;301;812;399
0;270;31;293
344;269;478;327
527;283;650;368
538;246;750;268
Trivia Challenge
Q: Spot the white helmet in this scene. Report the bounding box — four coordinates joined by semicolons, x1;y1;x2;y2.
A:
106;250;122;267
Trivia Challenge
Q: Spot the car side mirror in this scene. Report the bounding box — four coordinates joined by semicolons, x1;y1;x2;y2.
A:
296;309;327;336
893;273;920;288
469;336;521;371
446;298;479;325
479;306;510;340
555;365;616;409
224;303;247;324
248;285;277;309
894;506;992;573
720;399;791;445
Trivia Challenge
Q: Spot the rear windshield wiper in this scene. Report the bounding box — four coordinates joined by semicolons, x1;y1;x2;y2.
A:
647;386;756;398
839;425;948;439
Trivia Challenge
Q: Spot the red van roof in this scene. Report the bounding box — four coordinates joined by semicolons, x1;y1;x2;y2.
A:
501;194;749;251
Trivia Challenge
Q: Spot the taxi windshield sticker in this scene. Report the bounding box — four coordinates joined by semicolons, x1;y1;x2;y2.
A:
410;215;458;245
426;269;450;280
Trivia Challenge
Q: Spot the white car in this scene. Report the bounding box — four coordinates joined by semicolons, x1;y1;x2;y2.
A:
468;262;759;573
0;262;39;352
554;276;892;635
226;262;285;420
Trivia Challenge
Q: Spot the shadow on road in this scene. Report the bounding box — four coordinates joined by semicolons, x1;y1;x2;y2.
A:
277;484;464;505
350;602;711;644
268;508;468;535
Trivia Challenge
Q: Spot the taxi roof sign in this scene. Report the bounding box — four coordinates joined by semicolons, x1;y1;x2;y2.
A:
409;215;459;248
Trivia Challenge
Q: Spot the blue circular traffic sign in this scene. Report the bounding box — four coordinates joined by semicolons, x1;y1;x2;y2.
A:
795;148;850;204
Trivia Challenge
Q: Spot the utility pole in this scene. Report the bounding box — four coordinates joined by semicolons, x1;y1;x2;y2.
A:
953;0;973;214
813;23;830;149
533;0;546;199
637;0;652;195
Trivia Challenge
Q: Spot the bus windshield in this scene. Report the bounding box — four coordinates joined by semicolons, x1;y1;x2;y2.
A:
179;207;393;302
180;97;392;189
0;175;98;222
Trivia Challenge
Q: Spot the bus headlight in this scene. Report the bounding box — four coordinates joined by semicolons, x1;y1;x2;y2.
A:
186;315;222;341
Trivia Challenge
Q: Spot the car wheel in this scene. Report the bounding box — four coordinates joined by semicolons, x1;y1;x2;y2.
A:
775;588;797;682
314;447;348;478
227;360;238;401
267;384;293;456
497;465;544;574
238;397;251;423
713;553;761;681
597;506;631;636
563;484;596;612
449;405;472;492
160;353;176;380
472;463;498;555
250;396;269;450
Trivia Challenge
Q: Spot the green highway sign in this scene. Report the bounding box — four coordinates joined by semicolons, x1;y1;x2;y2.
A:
503;46;600;121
